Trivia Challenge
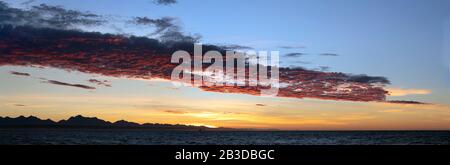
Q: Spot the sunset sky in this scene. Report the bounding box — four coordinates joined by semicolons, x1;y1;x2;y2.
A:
1;0;450;130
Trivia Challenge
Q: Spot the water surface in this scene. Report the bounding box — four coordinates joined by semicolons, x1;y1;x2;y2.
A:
1;129;449;145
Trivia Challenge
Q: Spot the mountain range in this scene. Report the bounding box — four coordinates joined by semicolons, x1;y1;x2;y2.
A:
0;115;224;130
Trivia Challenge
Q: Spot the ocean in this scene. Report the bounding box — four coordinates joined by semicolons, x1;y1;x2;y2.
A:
0;129;449;145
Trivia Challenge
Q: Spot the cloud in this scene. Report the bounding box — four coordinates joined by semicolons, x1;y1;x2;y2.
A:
279;45;306;49
153;0;177;5
20;0;36;5
386;87;431;96
319;53;339;56
2;1;198;44
128;16;201;43
0;2;105;29
291;61;311;65
385;100;428;105
255;104;266;107
14;104;26;107
346;74;390;84
159;30;202;43
164;110;186;114
285;52;306;57
10;71;31;76
317;66;330;72
220;44;253;50
0;25;397;103
88;79;112;87
10;69;98;90
0;3;424;104
43;79;96;90
129;16;177;35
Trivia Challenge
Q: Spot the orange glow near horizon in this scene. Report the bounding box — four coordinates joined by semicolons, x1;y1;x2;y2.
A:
1;66;450;130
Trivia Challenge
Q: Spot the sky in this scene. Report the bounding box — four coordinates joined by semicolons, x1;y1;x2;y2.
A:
1;0;450;130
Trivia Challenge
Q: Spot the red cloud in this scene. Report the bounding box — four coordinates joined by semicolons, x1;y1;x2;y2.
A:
0;25;424;104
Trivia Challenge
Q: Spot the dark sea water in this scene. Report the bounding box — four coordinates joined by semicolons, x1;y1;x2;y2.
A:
0;129;449;145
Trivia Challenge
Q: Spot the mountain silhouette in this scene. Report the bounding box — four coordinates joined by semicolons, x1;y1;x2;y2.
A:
0;115;224;130
58;115;111;127
113;120;141;127
0;116;55;126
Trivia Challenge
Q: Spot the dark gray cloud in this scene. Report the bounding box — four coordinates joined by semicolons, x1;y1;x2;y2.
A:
285;52;306;57
0;2;105;29
88;79;111;87
279;45;306;49
318;66;330;72
220;44;253;50
159;30;201;43
319;53;339;56
30;4;105;28
129;16;177;34
255;104;266;107
43;79;96;90
129;16;200;43
20;0;36;5
153;0;177;5
1;1;198;43
346;74;390;84
10;71;31;76
386;100;427;105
